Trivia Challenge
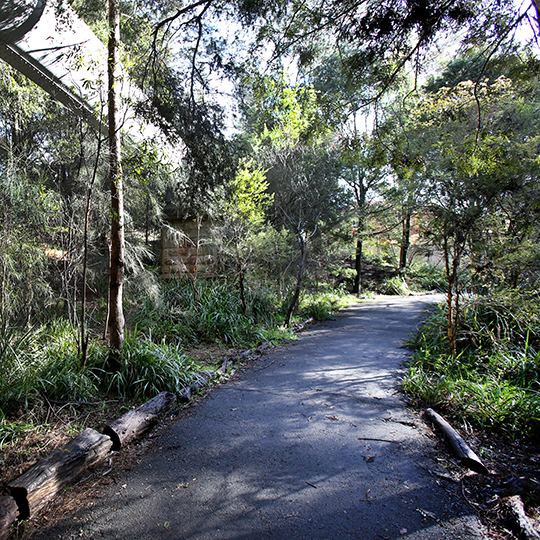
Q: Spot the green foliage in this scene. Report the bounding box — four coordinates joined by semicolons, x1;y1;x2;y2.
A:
133;278;277;347
377;276;410;296
403;295;540;437
0;420;34;451
407;264;447;293
226;159;273;225
0;320;43;415
298;290;357;321
0;318;208;413
106;332;202;399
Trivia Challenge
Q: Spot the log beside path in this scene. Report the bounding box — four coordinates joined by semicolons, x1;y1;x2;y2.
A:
6;428;112;520
425;408;489;475
103;391;176;451
0;391;180;539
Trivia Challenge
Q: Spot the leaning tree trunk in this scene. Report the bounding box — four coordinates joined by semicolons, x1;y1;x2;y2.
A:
107;0;125;363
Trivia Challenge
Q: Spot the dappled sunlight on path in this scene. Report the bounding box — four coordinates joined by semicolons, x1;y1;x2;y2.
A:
33;294;483;540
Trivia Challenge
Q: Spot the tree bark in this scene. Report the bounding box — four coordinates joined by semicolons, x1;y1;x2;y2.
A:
425;408;488;474
503;495;540;540
0;496;18;540
7;429;112;520
103;391;176;451
107;0;125;361
399;209;411;270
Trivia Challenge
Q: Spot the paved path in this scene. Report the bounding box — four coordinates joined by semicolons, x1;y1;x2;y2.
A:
36;295;484;539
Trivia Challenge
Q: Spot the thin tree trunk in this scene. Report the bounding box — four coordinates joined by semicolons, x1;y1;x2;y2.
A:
443;234;454;357
443;234;460;358
285;235;306;327
353;236;362;294
237;245;247;315
80;135;103;368
352;169;367;295
399;209;411;271
107;0;125;363
80;186;91;368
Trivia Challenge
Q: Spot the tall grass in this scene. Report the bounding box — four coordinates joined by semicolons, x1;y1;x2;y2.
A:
106;331;205;399
132;278;277;346
0;319;207;417
0;318;44;415
1;278;359;424
403;293;540;438
298;289;358;320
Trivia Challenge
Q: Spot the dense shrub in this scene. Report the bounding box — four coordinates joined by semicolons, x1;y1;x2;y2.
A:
403;294;540;438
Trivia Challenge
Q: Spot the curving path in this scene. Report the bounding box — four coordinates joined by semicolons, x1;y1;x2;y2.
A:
35;295;484;540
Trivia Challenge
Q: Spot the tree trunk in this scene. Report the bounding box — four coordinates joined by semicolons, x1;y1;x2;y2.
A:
425;408;488;474
352;171;367;296
7;428;112;520
352;236;362;294
107;0;125;362
103;391;176;451
285;235;306;327
0;496;18;540
443;234;455;357
443;234;461;357
399;209;411;271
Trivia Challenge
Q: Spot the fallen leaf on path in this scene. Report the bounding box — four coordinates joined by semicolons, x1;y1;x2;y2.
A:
416;508;438;520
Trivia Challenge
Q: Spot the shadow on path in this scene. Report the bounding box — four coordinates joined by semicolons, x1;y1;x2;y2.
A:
33;295;484;540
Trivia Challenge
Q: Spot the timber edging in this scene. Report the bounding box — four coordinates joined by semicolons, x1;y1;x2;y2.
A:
0;341;275;539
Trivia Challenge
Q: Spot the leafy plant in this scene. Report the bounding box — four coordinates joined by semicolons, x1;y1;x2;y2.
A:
403;294;540;438
378;276;410;296
298;290;357;321
106;332;203;399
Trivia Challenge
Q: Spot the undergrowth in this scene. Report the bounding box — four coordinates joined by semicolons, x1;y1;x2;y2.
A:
403;293;540;438
0;278;356;447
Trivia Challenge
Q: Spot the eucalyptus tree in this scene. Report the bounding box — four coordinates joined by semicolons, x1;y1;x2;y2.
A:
240;74;349;323
391;68;540;355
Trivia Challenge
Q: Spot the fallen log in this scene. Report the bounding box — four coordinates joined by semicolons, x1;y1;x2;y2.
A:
425;408;489;475
503;495;540;540
6;428;112;520
103;391;176;451
0;496;18;540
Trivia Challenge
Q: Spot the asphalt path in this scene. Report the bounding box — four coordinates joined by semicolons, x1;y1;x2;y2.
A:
35;295;485;540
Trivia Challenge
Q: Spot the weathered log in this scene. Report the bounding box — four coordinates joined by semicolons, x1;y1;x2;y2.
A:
0;496;18;540
504;495;540;540
425;408;489;475
103;391;176;451
7;428;112;520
